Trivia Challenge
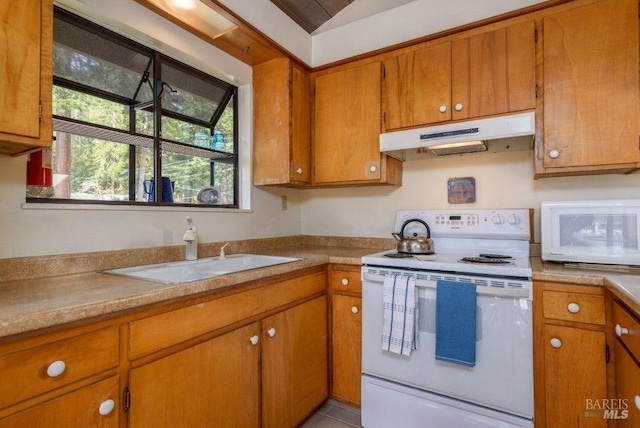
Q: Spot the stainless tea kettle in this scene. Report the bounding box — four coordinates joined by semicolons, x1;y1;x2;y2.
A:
392;218;435;255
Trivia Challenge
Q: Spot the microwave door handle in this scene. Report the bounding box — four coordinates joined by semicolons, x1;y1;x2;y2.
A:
362;272;530;299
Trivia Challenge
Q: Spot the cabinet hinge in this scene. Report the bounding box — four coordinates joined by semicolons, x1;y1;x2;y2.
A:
381;64;385;80
123;386;131;413
605;344;610;364
534;28;538;43
38;103;42;119
535;84;539;99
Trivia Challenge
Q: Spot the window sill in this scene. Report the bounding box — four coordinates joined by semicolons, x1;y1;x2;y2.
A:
21;201;252;213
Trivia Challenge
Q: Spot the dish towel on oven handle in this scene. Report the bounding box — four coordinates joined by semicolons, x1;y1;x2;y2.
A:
381;274;419;356
435;280;477;367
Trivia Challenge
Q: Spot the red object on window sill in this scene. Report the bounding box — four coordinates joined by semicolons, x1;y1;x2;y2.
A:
26;149;53;186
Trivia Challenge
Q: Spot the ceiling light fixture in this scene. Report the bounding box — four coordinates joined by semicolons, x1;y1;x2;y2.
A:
171;0;197;10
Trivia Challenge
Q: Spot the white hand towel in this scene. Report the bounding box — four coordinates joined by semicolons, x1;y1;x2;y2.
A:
381;274;419;356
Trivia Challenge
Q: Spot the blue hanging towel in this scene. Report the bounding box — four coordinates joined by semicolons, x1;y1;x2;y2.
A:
435;280;477;367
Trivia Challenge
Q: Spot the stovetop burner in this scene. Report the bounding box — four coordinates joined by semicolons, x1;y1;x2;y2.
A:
459;256;514;264
384;253;415;259
478;253;513;260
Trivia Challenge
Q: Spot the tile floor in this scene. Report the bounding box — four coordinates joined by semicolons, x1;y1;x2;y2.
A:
300;399;362;428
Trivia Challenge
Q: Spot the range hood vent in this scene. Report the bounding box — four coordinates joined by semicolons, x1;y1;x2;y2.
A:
380;112;535;161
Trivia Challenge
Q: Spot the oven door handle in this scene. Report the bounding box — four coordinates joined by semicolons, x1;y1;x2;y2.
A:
362;273;531;299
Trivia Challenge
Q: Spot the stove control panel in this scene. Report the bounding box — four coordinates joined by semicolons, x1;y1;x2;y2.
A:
395;209;530;240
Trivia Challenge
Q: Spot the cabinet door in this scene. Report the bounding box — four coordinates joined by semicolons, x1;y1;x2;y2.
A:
455;20;536;120
615;340;640;427
0;376;119;428
262;296;328;428
383;42;452;129
0;0;53;155
331;294;361;405
542;0;639;170
253;58;310;186
543;324;607;427
129;323;260;428
314;62;382;184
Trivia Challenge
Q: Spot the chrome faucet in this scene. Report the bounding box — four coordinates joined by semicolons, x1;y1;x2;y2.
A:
183;217;198;261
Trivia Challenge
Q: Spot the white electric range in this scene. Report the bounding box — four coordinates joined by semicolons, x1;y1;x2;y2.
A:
361;209;534;428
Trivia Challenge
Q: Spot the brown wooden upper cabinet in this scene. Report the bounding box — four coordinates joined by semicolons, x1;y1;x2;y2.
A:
0;0;53;156
538;0;639;176
313;61;402;186
382;21;536;132
253;57;311;187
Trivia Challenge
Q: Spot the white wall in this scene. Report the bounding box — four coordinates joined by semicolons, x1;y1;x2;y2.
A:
300;151;640;243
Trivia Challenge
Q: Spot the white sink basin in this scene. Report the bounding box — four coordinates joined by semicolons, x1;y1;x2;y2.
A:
103;254;303;284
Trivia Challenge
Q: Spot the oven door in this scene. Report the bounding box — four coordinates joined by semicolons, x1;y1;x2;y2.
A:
361;269;533;420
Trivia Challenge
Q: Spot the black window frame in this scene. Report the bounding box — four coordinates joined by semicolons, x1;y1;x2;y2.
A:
31;6;239;208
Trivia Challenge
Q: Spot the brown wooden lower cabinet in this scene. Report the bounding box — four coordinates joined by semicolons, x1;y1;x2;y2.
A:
129;323;261;428
0;376;119;428
329;264;362;406
262;296;328;428
534;281;610;428
331;294;362;405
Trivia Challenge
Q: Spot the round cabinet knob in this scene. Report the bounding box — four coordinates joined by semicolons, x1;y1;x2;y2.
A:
296;168;303;174
454;103;463;111
439;105;447;113
351;306;359;314
635;395;640;410
267;328;276;338
249;335;259;346
99;399;115;416
549;149;560;159
615;324;629;337
550;338;562;349
341;278;349;286
46;360;66;378
567;303;580;314
369;165;377;173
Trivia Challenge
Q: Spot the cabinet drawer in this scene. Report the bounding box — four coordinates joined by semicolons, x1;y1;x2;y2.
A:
130;271;326;359
0;326;119;409
542;290;605;325
612;301;640;361
330;269;361;294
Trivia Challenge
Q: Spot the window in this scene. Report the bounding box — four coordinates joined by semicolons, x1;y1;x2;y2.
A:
30;7;238;207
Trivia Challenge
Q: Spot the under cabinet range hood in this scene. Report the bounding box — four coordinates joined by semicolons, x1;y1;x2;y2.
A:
380;111;536;161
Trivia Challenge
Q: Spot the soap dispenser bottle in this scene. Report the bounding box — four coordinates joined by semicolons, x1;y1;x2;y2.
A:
183;217;198;261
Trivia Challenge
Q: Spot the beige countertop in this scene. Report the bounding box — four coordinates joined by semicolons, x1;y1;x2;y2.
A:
0;244;375;340
2;240;640;342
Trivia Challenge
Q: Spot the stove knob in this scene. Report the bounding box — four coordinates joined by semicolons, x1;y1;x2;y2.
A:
507;214;519;225
492;214;504;225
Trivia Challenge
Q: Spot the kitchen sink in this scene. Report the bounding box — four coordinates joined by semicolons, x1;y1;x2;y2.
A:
103;254;303;284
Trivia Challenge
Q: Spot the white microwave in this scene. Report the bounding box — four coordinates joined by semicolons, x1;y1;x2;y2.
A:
541;199;640;266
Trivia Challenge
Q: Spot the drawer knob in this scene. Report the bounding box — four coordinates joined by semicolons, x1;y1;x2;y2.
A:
249;335;259;346
615;324;629;337
567;303;580;314
549;149;560;159
267;328;276;338
296;168;303;174
46;360;66;378
351;306;359;314
99;399;115;416
550;338;562;349
341;278;349;286
635;396;640;410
